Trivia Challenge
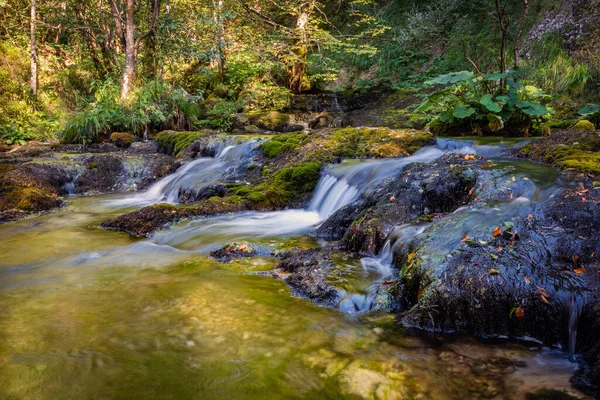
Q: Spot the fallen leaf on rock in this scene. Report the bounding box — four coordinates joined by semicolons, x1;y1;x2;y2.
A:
510;306;525;319
524;277;531;285
527;214;534;221
490;253;499;261
492;226;502;237
488;268;500;275
574;266;585;275
461;235;471;242
407;252;416;262
463;154;475;161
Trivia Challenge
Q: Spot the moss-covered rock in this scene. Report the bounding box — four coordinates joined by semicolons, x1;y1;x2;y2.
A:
0;163;71;220
247;111;303;132
517;129;600;174
110;132;135;148
155;130;212;156
573;120;596;132
328;127;433;158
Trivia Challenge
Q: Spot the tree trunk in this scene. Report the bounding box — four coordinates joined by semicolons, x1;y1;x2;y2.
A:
212;0;226;80
30;0;37;95
514;0;529;68
289;3;312;94
121;0;136;100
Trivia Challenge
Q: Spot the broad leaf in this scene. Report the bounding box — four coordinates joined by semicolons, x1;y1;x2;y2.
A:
579;104;600;116
452;104;476;119
480;94;503;113
426;71;474;86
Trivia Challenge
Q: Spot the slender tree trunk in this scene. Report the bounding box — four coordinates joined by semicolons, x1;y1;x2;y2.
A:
514;0;529;68
30;0;38;95
121;0;137;100
212;0;226;80
289;2;312;94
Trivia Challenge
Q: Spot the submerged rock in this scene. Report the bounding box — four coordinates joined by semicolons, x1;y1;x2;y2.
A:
272;249;340;307
210;242;258;263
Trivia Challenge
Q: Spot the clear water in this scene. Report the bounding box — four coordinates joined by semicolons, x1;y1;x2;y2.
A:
0;138;589;399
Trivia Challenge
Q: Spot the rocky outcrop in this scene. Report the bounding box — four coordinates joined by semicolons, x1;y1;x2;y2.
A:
0;142;174;223
317;153;481;254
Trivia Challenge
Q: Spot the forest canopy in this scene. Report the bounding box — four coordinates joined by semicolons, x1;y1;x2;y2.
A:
1;0;599;143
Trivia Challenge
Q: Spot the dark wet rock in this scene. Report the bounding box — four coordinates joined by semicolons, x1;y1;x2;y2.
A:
525;389;580;400
101;197;258;237
317;153;482;254
290;91;384;113
194;185;227;201
0;209;29;223
272;249;340;307
177;137;218;160
392;182;600;390
210;242;258;263
74;155;124;194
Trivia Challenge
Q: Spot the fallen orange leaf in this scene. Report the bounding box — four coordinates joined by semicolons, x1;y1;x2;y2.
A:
492;226;502;237
515;307;524;319
574;266;585;275
461;235;471;242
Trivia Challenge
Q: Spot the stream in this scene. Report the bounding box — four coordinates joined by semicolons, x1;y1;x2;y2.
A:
0;137;589;399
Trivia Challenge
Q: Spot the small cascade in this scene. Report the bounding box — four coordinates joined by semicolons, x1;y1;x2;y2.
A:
435;137;523;158
310;146;446;218
338;223;429;313
112;137;260;206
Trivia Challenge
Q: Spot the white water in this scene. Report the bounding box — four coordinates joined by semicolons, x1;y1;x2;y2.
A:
110;138;260;207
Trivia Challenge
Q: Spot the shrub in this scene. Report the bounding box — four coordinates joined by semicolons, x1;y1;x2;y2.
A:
110;132;135;148
417;71;552;136
59;80;203;144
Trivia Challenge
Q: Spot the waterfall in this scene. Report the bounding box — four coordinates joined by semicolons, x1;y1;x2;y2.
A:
338;223;429;313
111;138;260;206
309;146;446;218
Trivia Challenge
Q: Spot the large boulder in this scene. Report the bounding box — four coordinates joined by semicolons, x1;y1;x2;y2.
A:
317;153;482;254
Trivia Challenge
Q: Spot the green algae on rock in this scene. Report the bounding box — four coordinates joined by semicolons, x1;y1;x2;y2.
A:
518;129;600;174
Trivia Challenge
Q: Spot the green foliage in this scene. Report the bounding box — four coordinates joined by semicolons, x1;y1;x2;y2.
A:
0;126;35;146
524;33;595;98
579;104;600;125
201;99;239;132
0;41;59;143
418;71;552;135
239;79;291;112
59;80;203;144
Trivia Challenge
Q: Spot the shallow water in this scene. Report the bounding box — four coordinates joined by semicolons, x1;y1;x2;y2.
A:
0;139;590;399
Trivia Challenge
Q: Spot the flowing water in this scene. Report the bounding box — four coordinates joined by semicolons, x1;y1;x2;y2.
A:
0;137;589;399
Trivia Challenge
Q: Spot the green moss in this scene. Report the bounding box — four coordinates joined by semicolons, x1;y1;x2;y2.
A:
573;120;596;132
248;111;290;131
329;127;433;158
260;133;306;158
155;130;210;156
520;131;600;174
265;162;322;205
110;132;135;148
